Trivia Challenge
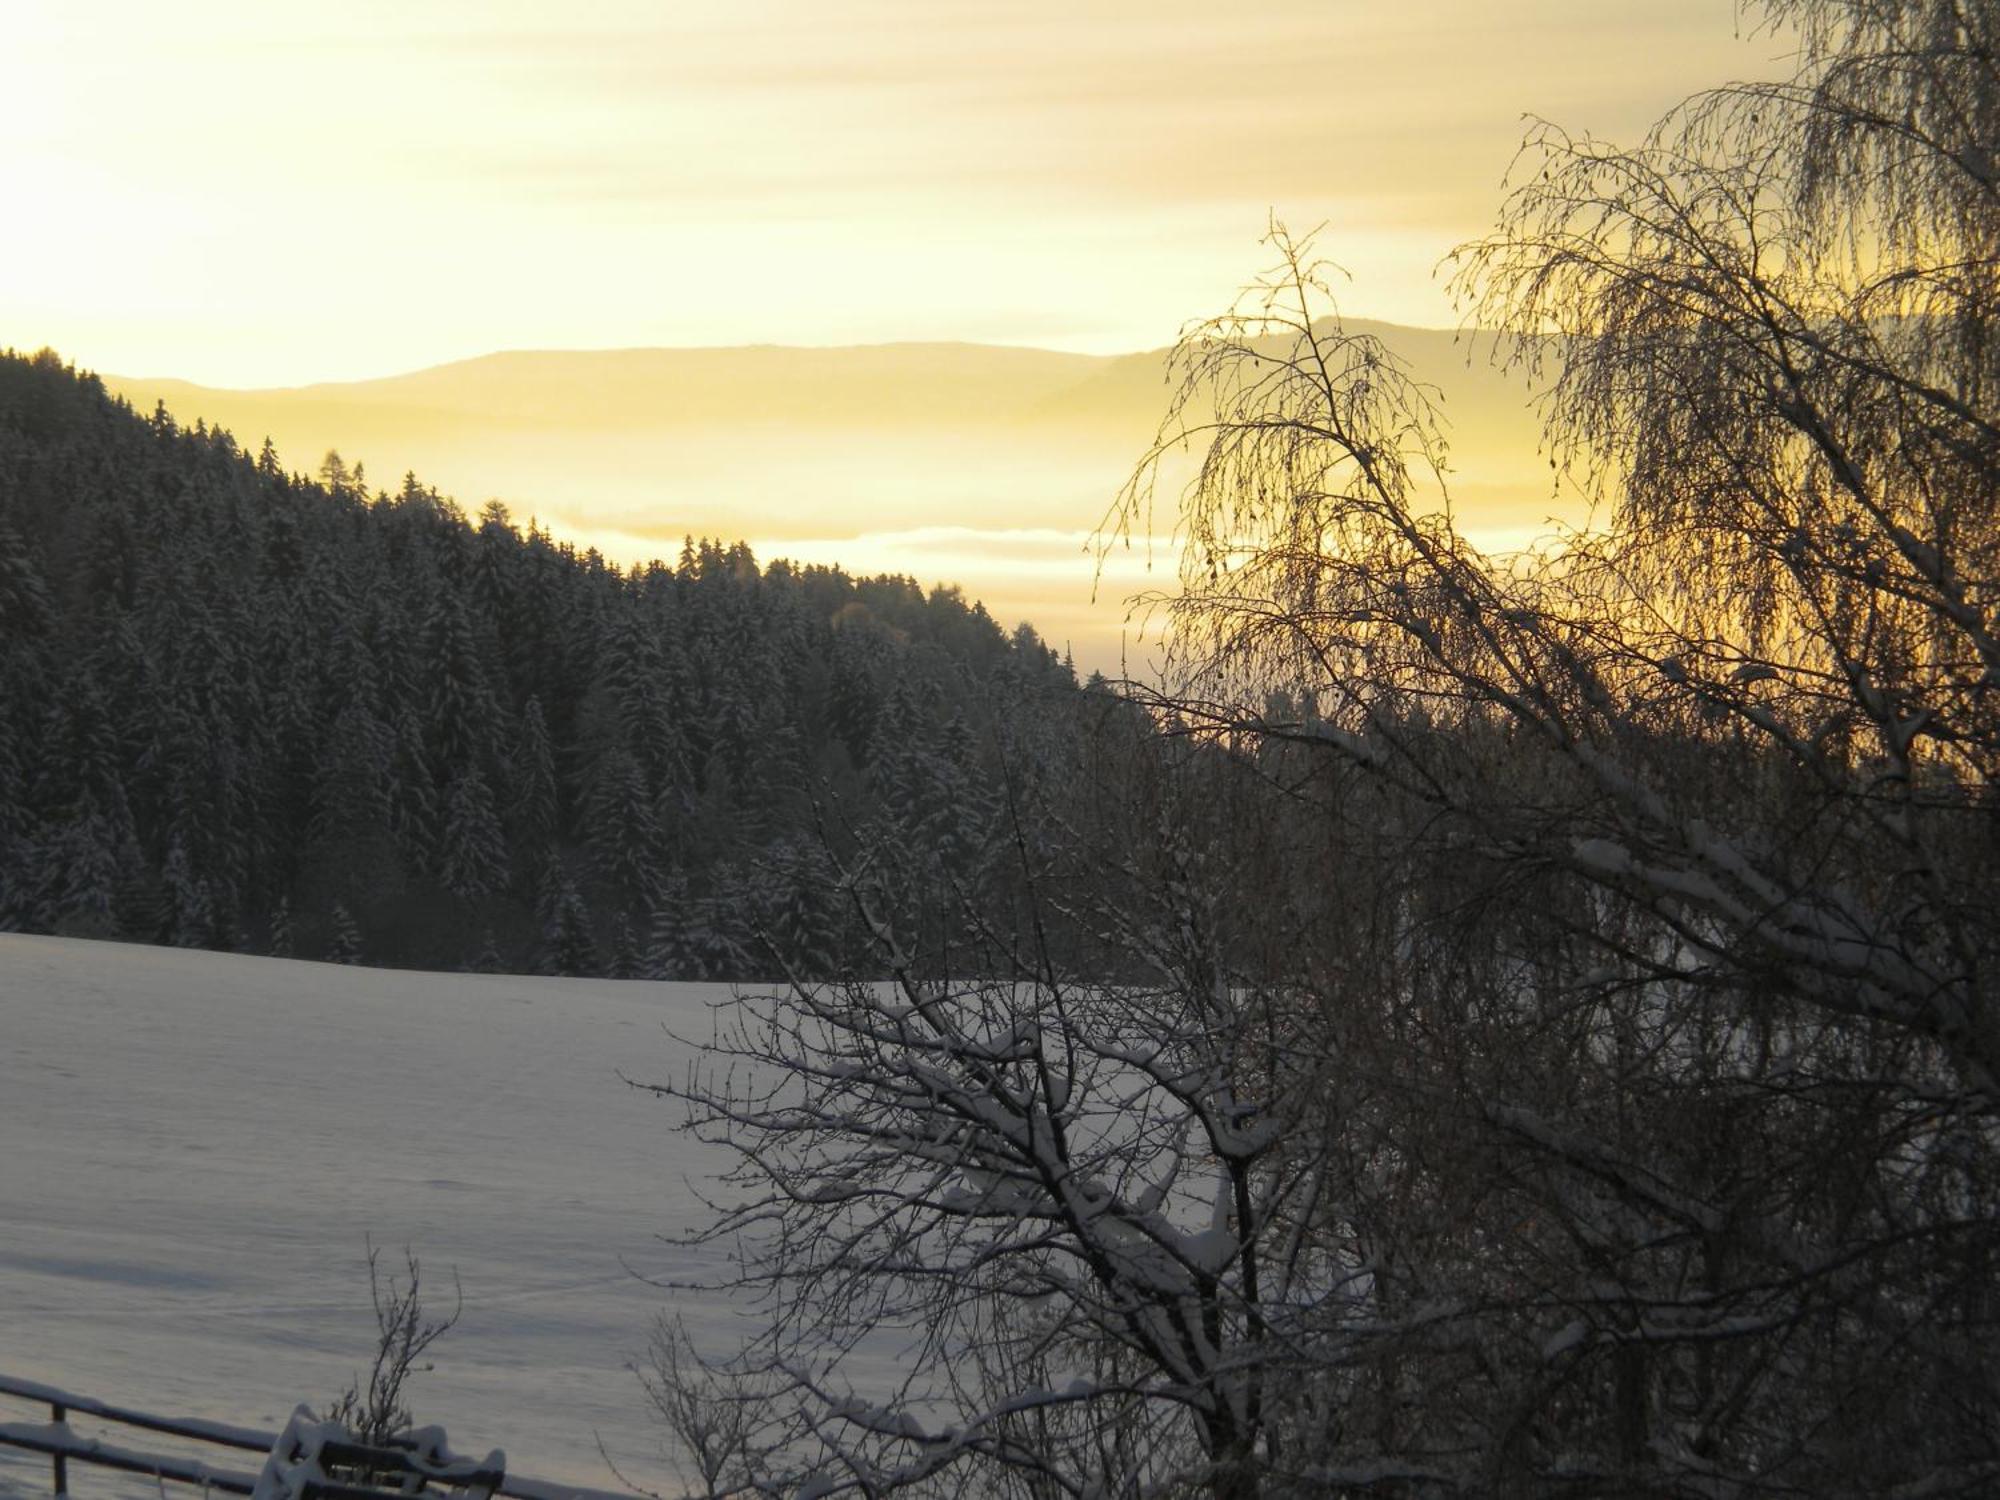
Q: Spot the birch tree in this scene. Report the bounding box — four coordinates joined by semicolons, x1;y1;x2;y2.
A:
1100;0;2000;1488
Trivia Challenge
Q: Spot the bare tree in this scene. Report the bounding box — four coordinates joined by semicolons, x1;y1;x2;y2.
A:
1097;0;2000;1489
652;2;2000;1495
636;721;1447;1500
637;1317;786;1500
324;1242;463;1446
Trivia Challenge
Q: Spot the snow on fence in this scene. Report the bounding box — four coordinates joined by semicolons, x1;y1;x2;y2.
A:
0;1376;626;1500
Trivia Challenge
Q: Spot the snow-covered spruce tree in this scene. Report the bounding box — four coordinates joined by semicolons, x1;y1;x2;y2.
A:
34;677;140;936
537;857;599;978
508;694;559;886
608;912;641;980
466;927;504;975
585;745;666;904
307;689;402;910
603;601;686;812
159;832;216;949
687;862;753;979
438;766;508;901
641;870;698;981
752;838;847;982
326;901;363;966
388;702;440;877
0;526;55;929
422;590;501;797
863;692;1007;971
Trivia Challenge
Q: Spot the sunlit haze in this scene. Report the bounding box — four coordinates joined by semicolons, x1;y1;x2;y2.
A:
12;2;1777;384
9;1;1787;665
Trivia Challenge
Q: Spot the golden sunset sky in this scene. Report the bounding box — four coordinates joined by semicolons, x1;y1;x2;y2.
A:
7;2;1787;668
11;1;1776;385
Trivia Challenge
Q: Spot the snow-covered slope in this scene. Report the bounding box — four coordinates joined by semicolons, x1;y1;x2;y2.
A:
0;935;745;1493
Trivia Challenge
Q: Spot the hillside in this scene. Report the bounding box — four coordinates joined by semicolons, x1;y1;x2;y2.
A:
0;349;1080;976
0;933;753;1494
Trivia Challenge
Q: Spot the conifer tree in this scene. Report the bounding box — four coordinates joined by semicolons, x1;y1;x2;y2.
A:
640;873;693;980
160;834;215;949
311;696;399;899
602;605;682;798
388;704;438;874
737;702;808;849
325;901;362;965
423;591;501;789
510;695;559;876
537;859;598;977
585;746;665;902
317;450;349;495
48;811;125;935
34;678;140;933
686;746;738;867
608;913;640;980
0;550;51;924
933;710;1000;882
467;928;504;973
439;766;508;900
760;840;841;981
688;863;750;979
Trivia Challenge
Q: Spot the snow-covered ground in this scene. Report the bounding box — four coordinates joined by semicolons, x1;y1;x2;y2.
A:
0;935;760;1497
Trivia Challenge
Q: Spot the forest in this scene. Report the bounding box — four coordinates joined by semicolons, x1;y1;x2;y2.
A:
4;0;1998;1495
0;356;1082;976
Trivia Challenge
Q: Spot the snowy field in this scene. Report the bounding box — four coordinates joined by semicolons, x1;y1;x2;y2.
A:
0;935;770;1498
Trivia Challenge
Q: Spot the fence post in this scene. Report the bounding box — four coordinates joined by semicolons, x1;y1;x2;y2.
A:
50;1402;67;1497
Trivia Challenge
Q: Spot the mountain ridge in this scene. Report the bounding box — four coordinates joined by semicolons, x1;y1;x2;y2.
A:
105;317;1477;400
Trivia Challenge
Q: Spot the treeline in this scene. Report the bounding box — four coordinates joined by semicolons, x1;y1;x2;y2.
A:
0;349;1086;975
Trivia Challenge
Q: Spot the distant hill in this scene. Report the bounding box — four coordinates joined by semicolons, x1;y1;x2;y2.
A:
104;327;1570;673
123;341;1107;434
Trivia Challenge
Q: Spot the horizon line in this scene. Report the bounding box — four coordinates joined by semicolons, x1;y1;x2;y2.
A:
91;314;1487;395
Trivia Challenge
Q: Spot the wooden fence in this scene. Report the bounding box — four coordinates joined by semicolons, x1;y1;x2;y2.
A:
0;1375;627;1500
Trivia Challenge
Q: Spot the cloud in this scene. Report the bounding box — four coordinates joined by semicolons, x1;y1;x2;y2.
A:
6;0;1783;385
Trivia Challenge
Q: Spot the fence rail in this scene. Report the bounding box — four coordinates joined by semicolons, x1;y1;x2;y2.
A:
0;1375;628;1500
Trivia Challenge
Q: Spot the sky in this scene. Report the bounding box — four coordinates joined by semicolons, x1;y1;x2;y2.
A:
6;1;1782;388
